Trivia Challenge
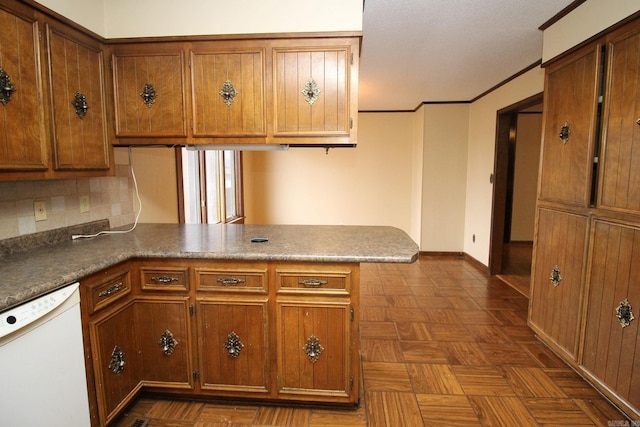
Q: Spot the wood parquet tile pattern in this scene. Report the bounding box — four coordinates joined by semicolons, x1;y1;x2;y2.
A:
113;256;629;427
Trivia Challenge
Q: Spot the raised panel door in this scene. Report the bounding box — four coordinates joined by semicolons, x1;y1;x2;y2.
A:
112;48;187;138
276;300;354;402
273;44;352;140
197;298;270;394
528;207;589;360
134;297;193;389
89;301;140;425
598;21;640;214
46;24;109;170
538;43;600;206
582;219;640;409
0;7;47;171
191;47;266;137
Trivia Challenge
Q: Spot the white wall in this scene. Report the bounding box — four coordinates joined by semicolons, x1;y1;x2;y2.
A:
34;0;363;38
420;104;469;252
464;67;544;265
543;0;640;62
243;113;418;242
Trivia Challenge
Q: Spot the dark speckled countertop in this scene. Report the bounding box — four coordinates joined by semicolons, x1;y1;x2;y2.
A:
0;223;418;312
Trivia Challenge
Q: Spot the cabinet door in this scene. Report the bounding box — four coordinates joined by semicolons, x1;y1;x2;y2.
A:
89;301;140;425
277;300;355;402
273;43;354;141
197;298;270;394
582;219;640;409
112;48;187;138
598;22;640;214
191;46;266;137
0;6;48;171
134;297;193;389
46;24;109;170
528;208;589;360
538;43;600;206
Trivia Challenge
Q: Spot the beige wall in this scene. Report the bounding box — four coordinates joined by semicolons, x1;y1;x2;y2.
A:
127;148;180;224
34;0;363;38
510;113;542;242
420;104;469;252
543;0;640;62
464;67;544;265
243;113;418;241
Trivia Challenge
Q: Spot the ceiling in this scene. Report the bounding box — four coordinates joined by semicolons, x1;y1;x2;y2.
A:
358;0;576;111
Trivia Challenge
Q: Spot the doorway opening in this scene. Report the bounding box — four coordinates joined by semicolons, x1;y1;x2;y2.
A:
489;93;543;297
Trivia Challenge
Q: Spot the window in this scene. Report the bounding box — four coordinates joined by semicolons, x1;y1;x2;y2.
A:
178;148;244;224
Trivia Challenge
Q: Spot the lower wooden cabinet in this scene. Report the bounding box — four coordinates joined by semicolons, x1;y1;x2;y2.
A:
89;300;140;426
134;297;193;389
81;259;360;426
528;207;589;360
582;219;640;410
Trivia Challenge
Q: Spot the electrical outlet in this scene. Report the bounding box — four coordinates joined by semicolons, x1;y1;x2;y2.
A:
34;200;47;221
80;195;90;213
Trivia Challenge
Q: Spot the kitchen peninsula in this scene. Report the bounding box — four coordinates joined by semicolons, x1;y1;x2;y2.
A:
0;223;418;426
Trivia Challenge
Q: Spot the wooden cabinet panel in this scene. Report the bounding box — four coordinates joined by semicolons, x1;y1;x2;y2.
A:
86;268;131;315
112;48;187;138
275;264;352;295
582;220;640;408
538;43;600;206
191;47;266;137
598;22;640;214
197;298;270;394
273;44;352;139
89;301;140;425
0;7;48;171
277;301;353;401
529;208;588;360
46;24;109;170
134;297;193;388
195;263;268;293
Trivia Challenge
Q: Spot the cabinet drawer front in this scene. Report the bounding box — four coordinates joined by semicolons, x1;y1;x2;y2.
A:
140;267;189;292
275;266;352;295
195;267;268;293
87;269;131;314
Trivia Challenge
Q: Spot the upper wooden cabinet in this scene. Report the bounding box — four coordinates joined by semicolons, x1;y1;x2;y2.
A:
112;46;187;138
191;43;266;137
110;36;360;146
538;43;601;207
0;4;48;171
46;23;110;170
272;43;354;141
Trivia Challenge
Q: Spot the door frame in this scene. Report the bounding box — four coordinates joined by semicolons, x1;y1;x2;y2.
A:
489;93;543;276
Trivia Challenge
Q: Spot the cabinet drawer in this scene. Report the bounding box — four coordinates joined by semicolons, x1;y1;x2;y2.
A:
275;265;352;295
86;269;131;314
195;265;268;293
140;267;189;292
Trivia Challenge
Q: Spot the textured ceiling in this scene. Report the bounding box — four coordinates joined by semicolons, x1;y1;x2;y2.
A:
358;0;576;111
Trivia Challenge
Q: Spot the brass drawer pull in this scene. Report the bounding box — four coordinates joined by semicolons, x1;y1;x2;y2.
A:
559;122;570;144
217;277;246;285
304;335;324;363
224;331;244;358
158;329;178;356
549;266;562;287
151;275;179;284
0;68;16;105
299;279;328;287
98;282;123;297
108;346;125;375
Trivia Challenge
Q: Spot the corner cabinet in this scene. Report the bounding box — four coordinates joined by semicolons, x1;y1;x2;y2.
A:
81;258;361;426
530;16;640;419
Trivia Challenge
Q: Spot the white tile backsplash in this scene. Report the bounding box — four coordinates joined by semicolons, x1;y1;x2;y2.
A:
0;165;136;240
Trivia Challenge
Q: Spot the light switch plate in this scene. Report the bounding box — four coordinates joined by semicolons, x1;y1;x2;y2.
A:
80;195;90;213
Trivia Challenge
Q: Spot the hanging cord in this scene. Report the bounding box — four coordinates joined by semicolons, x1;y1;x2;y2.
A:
72;148;142;240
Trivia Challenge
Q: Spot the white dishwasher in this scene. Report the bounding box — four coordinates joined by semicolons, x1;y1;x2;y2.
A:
0;282;91;427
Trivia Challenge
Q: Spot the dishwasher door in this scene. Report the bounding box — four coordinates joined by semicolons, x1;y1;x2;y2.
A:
0;283;91;427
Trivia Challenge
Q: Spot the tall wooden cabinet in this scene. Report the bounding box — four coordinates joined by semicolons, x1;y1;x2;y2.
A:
530;16;640;419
